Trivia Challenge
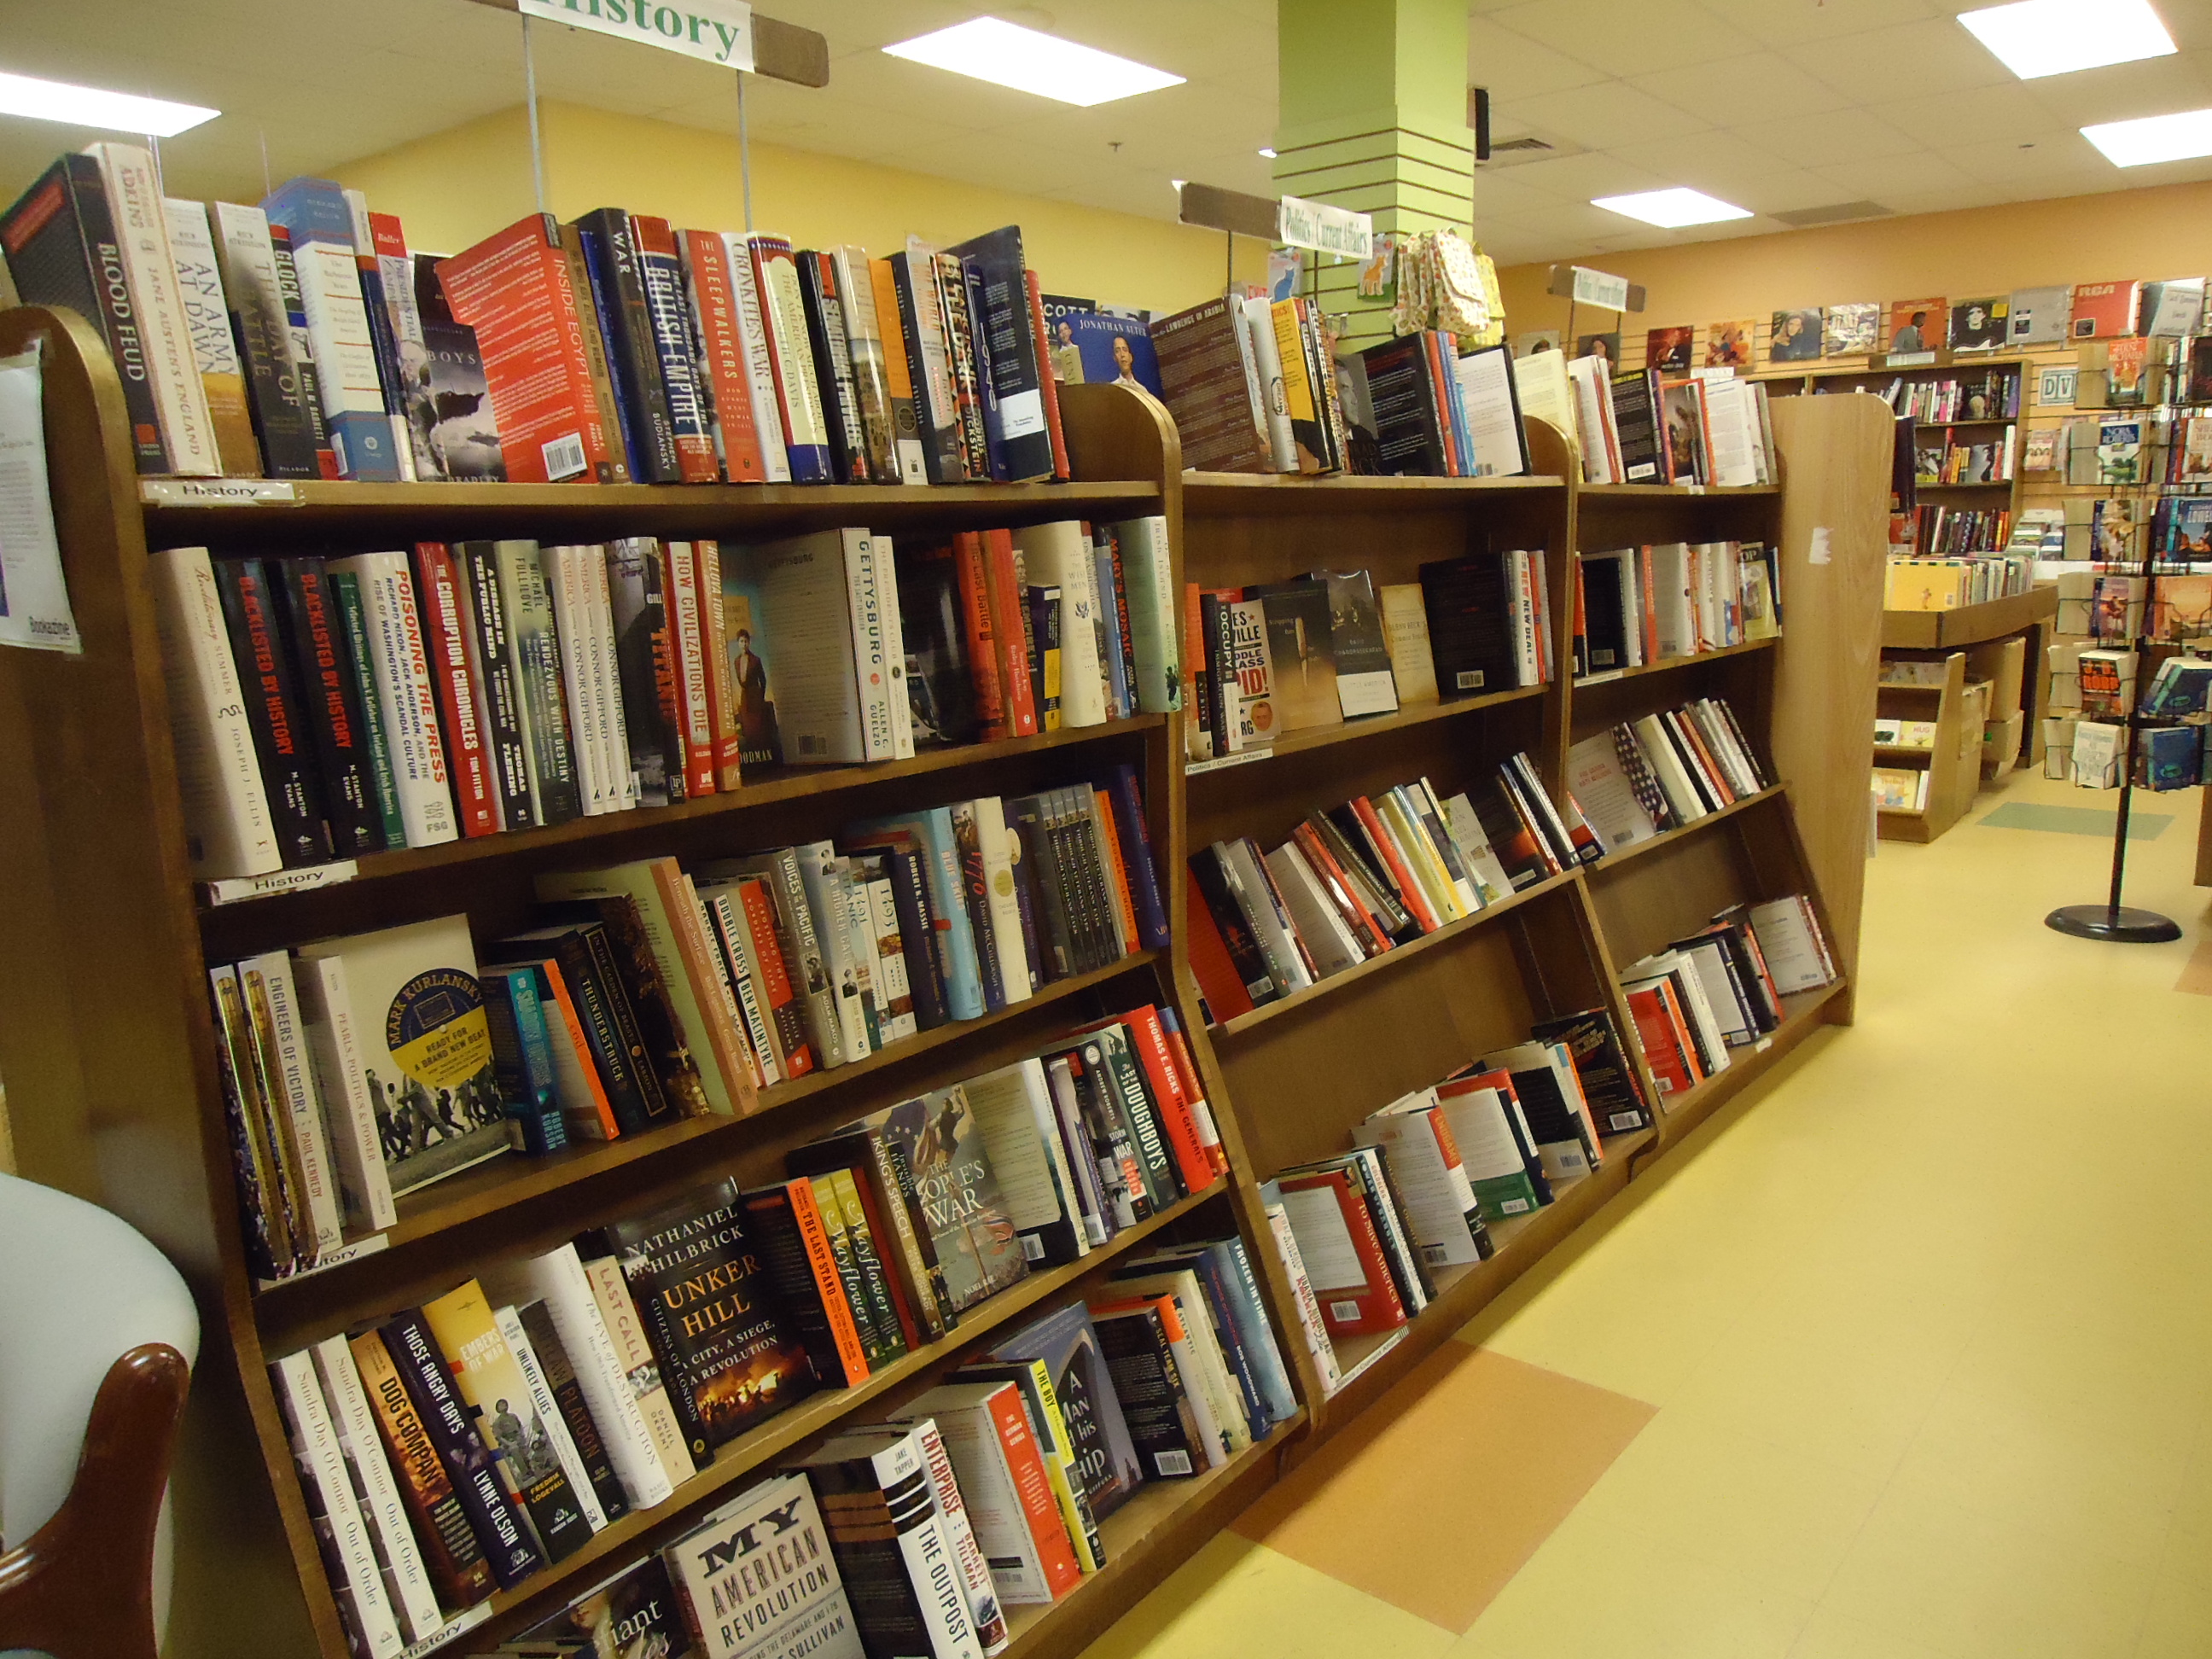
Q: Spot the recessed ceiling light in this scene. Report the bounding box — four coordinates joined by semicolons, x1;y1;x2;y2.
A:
1258;147;1278;158
2082;107;2212;166
1958;0;2175;80
0;69;217;137
1591;188;1753;228
882;17;1185;108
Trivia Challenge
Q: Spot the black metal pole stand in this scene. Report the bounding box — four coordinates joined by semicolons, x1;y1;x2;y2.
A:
2047;507;2181;943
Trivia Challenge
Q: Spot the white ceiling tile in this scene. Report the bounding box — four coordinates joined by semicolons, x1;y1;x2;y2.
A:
1813;148;1987;200
1624;128;1822;192
1466;18;1613;99
1732;107;1926;167
1491;148;1679;201
1487;0;1749;79
1726;166;1860;212
1696;0;1942;50
1499;81;1714;150
1874;81;2056;148
1625;51;1853;123
2017;55;2212;128
1783;17;2017;102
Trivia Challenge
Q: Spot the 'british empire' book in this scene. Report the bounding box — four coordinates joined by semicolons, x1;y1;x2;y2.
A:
584;1178;814;1461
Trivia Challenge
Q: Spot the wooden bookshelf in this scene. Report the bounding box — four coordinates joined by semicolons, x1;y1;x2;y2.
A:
0;302;1889;1658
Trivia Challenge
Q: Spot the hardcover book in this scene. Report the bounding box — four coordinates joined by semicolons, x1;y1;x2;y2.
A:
587;1179;813;1461
878;1087;1028;1313
514;1557;698;1656
986;1301;1144;1520
663;1471;865;1659
295;914;511;1197
1053;311;1165;399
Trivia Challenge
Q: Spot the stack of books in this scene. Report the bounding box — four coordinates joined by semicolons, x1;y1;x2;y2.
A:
1619;899;1837;1098
151;515;1175;889
1186;556;1551;761
1877;370;2019;423
1260;1005;1653;1388
1883;553;2034;609
1572;541;1780;677
1563;695;1771;853
206;777;1169;1277
3;148;1080;490
1185;757;1597;1024
1520;352;1776;487
265;1137;1292;1659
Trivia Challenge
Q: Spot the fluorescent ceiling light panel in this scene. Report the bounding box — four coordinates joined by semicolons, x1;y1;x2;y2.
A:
882;17;1184;107
1591;188;1752;228
1958;0;2175;79
2082;107;2212;166
1258;147;1278;158
0;69;217;137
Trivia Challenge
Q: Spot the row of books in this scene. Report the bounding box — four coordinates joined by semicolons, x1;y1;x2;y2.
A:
2069;717;2208;790
1187;556;1552;763
1906;505;2014;558
5;139;1101;490
152;515;1174;885
1880;372;2020;424
1617;899;1837;1097
1912;426;2017;485
1572;540;1780;678
1262;1009;1654;1371
1537;356;1776;489
1882;555;2036;611
1185;757;1593;1022
1563;697;1774;853
1763;284;2194;363
208;772;1167;1276
269;1148;1294;1658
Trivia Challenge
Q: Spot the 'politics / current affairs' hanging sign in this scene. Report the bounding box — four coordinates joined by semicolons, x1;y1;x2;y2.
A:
1276;195;1373;260
518;0;754;70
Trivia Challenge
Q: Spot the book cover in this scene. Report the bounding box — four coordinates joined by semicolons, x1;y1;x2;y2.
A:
588;1177;814;1459
1885;298;1946;353
792;1429;983;1659
1644;324;1694;372
1055;310;1165;399
1819;303;1878;357
947;224;1056;483
1249;579;1341;734
162;197;263;475
1149;296;1271;473
1767;309;1821;362
986;1301;1144;1520
879;1087;1028;1314
513;1557;696;1655
212;556;331;866
663;1471;865;1659
295;915;510;1197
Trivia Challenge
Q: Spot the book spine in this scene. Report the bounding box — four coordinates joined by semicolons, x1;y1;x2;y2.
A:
286;233;403;480
664;542;719;798
951;801;1007;1013
984;530;1039;736
766;848;847;1068
267;228;340;477
720;230;792;482
844;532;897;761
161;198;263;476
211;556;329;867
520;1249;673;1511
275;558;383;855
934;253;992;480
631;217;719;481
677;226;764;481
498;542;584;824
799;250;870;483
956;257;1007;481
294;956;398;1233
87;144;218;474
271;1351;407;1657
410;543;499;837
579;212;680;482
456;545;531;828
871;255;930;484
377;1317;543;1589
954;532;1008;740
147;546;282;878
325;571;409;847
693;538;745;790
582;1257;698;1491
746;234;833;482
49;156;172;472
1025;269;1071;481
885;846;951;1031
893;247;966;483
310;1336;450;1643
736;877;815;1076
248;952;344;1257
513;1301;630;1525
761;1183;871;1384
909;1417;1011;1654
492;1304;609;1533
336;555;457;847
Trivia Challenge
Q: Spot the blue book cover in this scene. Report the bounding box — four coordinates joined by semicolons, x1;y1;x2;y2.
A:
1056;311;1164;400
573;224;649;480
847;806;984;1021
1108;765;1170;951
260;177;355;250
262;182;401;481
481;965;565;1154
1092;543;1132;719
1438;339;1476;474
2163;498;2212;557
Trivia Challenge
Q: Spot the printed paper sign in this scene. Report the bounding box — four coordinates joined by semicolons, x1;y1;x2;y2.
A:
519;0;754;70
1276;195;1373;259
0;346;81;655
2038;367;2078;408
1571;266;1632;312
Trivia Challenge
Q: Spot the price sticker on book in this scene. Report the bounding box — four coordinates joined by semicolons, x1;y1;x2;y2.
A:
519;0;754;70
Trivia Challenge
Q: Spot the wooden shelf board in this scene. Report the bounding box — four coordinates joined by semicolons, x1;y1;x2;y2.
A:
1572;637;1778;688
1881;585;2058;649
998;1417;1303;1658
480;1179;1235;1630
1182;471;1565;499
1583;785;1787;876
253;951;1161;1312
1579;482;1779;498
1209;867;1580;1041
205;718;1164;906
1185;685;1545;777
1913;480;2013;491
1872;743;1936;755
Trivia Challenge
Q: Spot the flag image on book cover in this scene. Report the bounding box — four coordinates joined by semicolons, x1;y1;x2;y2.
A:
295;915;511;1198
663;1470;865;1659
880;1087;1028;1314
514;1556;695;1654
587;1178;814;1460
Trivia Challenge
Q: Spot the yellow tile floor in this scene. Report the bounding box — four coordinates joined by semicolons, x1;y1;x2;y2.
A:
1080;767;2212;1658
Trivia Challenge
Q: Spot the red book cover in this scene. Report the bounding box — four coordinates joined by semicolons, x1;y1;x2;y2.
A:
955;531;1008;739
1185;870;1257;1024
738;876;814;1080
1625;984;1697;1096
410;542;498;837
1275;1166;1406;1337
1155;1010;1229;1176
2069;281;2142;341
692;538;742;792
1651;975;1708;1080
1025;269;1071;482
1290;821;1389;957
1422;332;1462;476
1091;789;1141;952
662;542;718;800
746;1179;870;1386
678;228;766;483
367;211;406;261
982;528;1039;737
630;214;720;483
437;214;619;484
1350;796;1440;931
982;1378;1084;1598
1076;1006;1213;1197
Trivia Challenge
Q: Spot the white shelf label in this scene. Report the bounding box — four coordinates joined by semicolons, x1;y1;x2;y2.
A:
1185;748;1275;777
204;860;358;906
140;479;300;506
254;1231;388;1291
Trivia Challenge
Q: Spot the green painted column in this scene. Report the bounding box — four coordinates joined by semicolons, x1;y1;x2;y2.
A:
1273;0;1473;351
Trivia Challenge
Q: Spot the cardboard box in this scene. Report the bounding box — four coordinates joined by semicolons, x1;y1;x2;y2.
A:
1966;635;2027;722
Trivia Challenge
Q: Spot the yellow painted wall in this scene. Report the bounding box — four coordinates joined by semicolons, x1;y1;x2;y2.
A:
335;101;1265;314
1494;177;2212;345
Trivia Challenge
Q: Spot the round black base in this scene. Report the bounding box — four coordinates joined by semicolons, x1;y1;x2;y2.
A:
2045;904;2183;943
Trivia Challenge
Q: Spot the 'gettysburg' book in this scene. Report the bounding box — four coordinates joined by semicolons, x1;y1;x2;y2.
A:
295;914;512;1198
585;1178;813;1461
662;1470;865;1659
880;1087;1028;1314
